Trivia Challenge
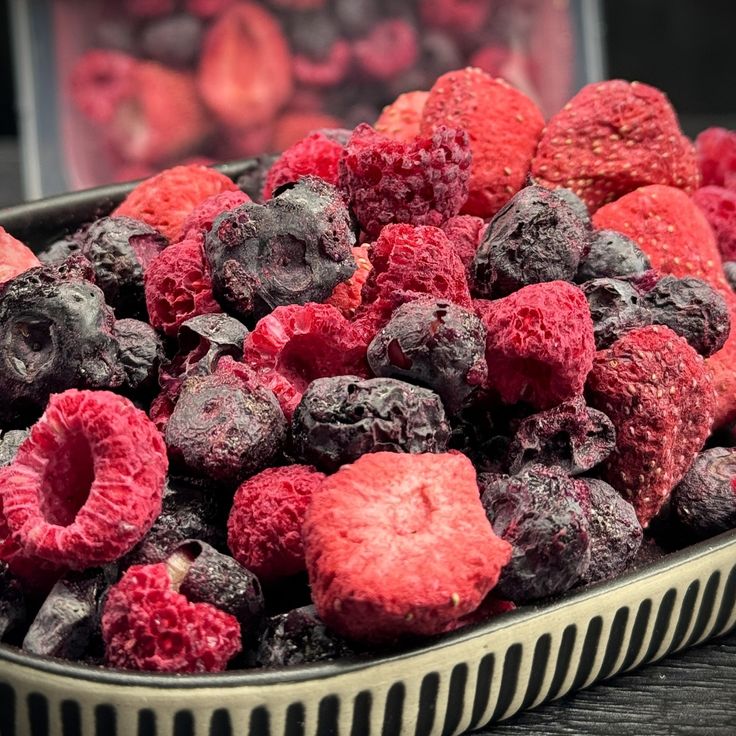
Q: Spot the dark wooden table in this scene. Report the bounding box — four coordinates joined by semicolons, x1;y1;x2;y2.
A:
1;138;734;736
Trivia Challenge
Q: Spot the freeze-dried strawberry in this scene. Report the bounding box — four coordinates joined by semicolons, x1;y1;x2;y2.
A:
197;3;292;128
114;164;239;242
0;227;40;286
102;562;241;672
180;190;252;244
294;41;351;87
374;91;429;142
695;127;736;189
420;0;492;35
353;19;418;81
144;238;220;337
243;303;369;419
69;50;136;124
531;80;700;212
586;325;716;526
272;112;342;152
0;390;167;569
478;281;596;409
441;215;485;272
303;452;512;643
325;246;372;317
692;186;736;261
227;465;325;582
421;68;545;218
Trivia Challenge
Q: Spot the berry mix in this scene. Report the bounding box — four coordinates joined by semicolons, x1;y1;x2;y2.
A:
2;68;736;674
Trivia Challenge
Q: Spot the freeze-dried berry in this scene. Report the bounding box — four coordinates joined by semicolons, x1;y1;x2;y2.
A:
333;0;379;38
671;448;736;539
574;479;642;585
470;185;590;298
294;40;351;87
576;229;651;282
0;563;26;643
102;562;241;672
37;236;80;266
374;91;429;142
0;227;41;286
480;465;591;602
367;299;487;414
205;177;357;320
115;164;239;242
0;264;123;425
479;281;596;409
228;465;325;582
114;318;163;393
339;123;471;238
353;19;418;81
243;303;369;419
286;9;339;59
165;361;286;486
236;154;279;203
304;452;512;643
420;68;545;218
507;397;616;476
439;594;516;634
273;112;343;151
581;278;650;350
441;215;485;273
692;186;736;261
180;190;252;244
263;130;347;200
292;376;451;472
725;262;736;291
586;325;716;526
551;188;592;226
79;216;167;317
644;275;730;357
255;605;354;667
531;81;700;212
1;390;167;568
325;246;372;318
69;50;135;125
140;13;202;68
391;31;463;97
695;127;736;189
0;430;28;468
144;237;221;336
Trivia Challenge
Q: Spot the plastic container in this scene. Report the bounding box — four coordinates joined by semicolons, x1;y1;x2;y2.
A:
10;0;605;199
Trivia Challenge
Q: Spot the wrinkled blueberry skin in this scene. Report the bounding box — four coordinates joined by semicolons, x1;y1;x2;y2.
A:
205;177;357;320
552;188;592;227
291;375;451;472
581;277;650;349
114;318;163;393
236;154;279;203
576;229;650;282
367;299;487;414
0;429;29;467
671;447;736;539
0;563;26;644
480;465;591;602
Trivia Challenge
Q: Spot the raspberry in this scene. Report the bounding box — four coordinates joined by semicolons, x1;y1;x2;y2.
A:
197;3;292;129
180;190;252;244
0;227;41;286
0;563;26;643
420;68;545;218
325;245;372;318
101;562;241;672
272;112;342;152
470;185;590;298
692;186;736;261
479;281;596;409
671;448;736;539
374;91;429;142
441;215;485;273
576;229;651;282
531;81;700;212
262;130;346;201
79;216;168;318
114;319;163;394
205;178;356;320
586;325;716;526
227;465;325;582
506;397;616;476
367;299;487;414
140;14;203;69
339;124;472;238
420;0;491;34
114;164;239;242
303;452;512;643
353;19;418;81
294;41;351;87
695;127;736;189
69;51;136;125
581;278;650;350
144;237;220;337
0;390;167;568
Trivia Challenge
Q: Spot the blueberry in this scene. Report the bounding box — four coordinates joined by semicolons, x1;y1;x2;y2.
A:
140;14;203;68
236;154;279;203
576;229;650;282
287;11;340;60
552;188;591;227
724;261;736;291
332;0;381;39
114;318;163;394
0;563;26;644
581;277;650;349
38;238;80;266
292;376;451;472
0;429;29;467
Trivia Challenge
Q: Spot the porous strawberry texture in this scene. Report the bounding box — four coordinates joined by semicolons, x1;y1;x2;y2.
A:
374;90;429;142
303;452;511;643
0;227;41;286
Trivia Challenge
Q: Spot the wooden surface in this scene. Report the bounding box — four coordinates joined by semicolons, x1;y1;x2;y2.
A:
1;138;735;736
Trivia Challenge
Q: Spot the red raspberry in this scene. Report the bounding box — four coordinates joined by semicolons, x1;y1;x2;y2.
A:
339;124;472;238
695;127;736;189
262;131;345;201
353;19;418;81
374;90;429;142
303;452;512;643
326;246;372;318
692;186;736;261
185;0;237;18
102;562;241;672
114;164;239;242
294;41;351;87
421;68;545;219
124;0;174;16
197;3;292;129
441;215;485;272
0;390;167;569
242;303;369;419
420;0;492;34
0;227;41;286
477;281;596;409
531;81;700;213
180;190;252;244
586;325;716;527
227;465;326;582
272;112;342;152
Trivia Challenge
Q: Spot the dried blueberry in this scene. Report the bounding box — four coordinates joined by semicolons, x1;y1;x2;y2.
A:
0;429;29;467
576;229;650;282
140;14;203;68
0;563;26;643
236;154;279;203
37;237;79;265
287;11;340;59
552;188;591;227
333;0;381;39
581;277;650;349
367;299;487;414
470;185;590;298
292;376;450;472
724;261;736;291
114;318;163;394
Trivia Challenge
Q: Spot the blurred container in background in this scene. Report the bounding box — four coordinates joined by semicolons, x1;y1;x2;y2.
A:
10;0;604;199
